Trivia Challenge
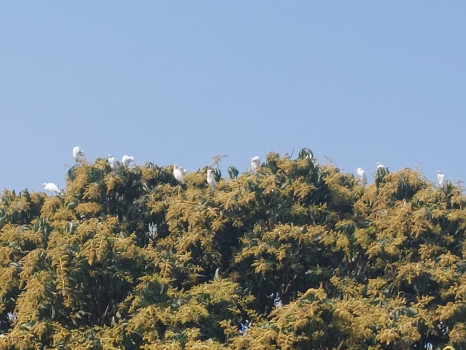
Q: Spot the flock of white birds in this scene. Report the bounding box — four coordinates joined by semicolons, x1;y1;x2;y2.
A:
41;146;447;196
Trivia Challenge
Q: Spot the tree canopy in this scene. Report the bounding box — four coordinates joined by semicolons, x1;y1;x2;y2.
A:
0;151;464;349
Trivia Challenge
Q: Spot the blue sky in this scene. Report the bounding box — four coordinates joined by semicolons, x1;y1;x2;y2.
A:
1;1;465;192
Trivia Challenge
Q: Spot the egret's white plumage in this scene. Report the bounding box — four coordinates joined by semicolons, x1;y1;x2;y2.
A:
251;156;260;172
173;165;185;184
356;167;367;186
73;146;85;162
437;170;445;187
357;167;364;177
376;162;385;169
207;169;217;192
107;155;117;170
214;267;220;281
122;155;134;167
42;182;60;195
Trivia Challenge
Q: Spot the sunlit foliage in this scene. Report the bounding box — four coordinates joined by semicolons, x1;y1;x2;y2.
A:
0;151;464;349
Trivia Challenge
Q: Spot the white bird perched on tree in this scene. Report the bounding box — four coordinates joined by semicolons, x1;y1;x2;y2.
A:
107;155;117;170
122;155;134;167
42;182;60;196
207;169;217;193
72;146;85;162
173;165;185;184
437;170;445;187
376;162;386;170
251;156;260;172
213;267;220;281
356;167;367;186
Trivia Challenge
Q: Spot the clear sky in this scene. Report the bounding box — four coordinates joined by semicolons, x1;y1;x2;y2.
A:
1;1;465;192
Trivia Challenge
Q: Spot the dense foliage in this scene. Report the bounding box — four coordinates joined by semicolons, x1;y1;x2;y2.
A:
0;151;464;349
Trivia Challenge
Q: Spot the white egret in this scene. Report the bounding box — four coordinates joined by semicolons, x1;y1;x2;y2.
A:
173;165;185;184
251;156;260;172
107;155;117;170
72;146;85;162
356;167;367;186
437;170;445;187
214;267;220;281
207;169;217;193
376;162;385;169
122;155;134;167
42;182;60;195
